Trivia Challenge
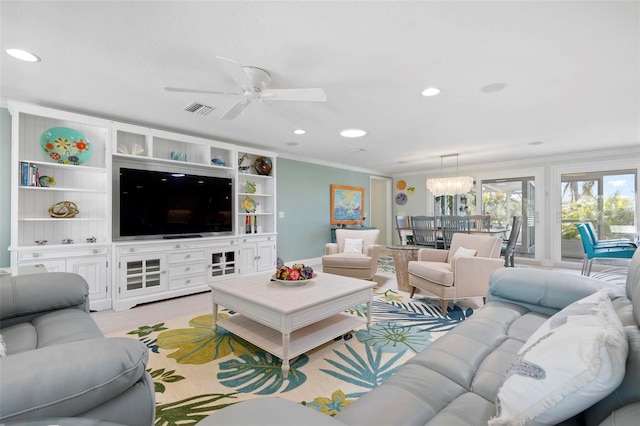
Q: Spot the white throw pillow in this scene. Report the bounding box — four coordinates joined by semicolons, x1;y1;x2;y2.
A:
0;334;6;357
449;246;477;269
343;238;364;254
489;289;628;426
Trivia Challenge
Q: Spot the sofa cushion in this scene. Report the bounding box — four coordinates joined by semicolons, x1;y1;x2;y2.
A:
343;238;363;253
408;261;453;286
490;289;628;425
322;253;372;269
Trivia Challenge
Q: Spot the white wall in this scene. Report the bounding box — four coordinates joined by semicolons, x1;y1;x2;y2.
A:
391;147;640;267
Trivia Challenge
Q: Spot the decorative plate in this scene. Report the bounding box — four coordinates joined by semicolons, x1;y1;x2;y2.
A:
242;196;257;213
245;181;256;194
270;273;317;286
40;127;92;165
254;157;272;176
395;192;408;205
396;180;406;190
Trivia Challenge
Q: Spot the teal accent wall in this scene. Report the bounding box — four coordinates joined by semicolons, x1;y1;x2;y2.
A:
276;158;371;262
1;107;11;267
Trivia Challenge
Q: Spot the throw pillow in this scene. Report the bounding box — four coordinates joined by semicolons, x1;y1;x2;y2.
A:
489;289;628;426
449;246;477;269
0;334;6;357
344;238;364;254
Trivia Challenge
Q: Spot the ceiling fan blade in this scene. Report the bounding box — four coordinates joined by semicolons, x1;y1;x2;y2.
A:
164;86;241;96
216;56;253;91
220;98;251;120
261;88;327;102
262;100;305;124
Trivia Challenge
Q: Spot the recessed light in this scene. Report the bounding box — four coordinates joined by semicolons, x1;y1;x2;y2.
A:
293;129;306;135
421;87;440;97
481;83;507;93
6;48;41;62
340;129;367;138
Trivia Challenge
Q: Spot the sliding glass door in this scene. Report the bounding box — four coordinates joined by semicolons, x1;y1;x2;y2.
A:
481;177;535;257
560;170;637;260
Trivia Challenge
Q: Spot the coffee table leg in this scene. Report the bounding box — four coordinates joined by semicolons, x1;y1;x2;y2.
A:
211;300;219;334
366;300;372;331
282;333;290;379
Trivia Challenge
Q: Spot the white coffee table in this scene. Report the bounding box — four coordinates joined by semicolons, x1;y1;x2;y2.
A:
209;271;375;378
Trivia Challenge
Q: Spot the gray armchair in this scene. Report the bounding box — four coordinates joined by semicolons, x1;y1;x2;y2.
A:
0;272;155;425
322;229;381;280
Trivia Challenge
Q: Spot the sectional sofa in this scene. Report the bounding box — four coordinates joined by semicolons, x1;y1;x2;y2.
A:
0;272;155;425
205;249;640;425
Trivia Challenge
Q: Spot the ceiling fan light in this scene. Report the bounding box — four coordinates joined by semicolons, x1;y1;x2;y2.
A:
421;87;440;97
340;129;367;138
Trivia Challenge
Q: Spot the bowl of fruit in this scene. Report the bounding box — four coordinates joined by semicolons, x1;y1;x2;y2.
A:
272;263;316;286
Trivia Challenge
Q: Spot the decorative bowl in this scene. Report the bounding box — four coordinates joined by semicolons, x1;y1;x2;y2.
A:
271;273;317;286
254;157;272;176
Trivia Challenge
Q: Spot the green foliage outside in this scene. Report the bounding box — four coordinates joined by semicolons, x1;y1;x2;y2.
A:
561;189;634;240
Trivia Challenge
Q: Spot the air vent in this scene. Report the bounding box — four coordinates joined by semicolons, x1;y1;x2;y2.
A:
183;102;214;115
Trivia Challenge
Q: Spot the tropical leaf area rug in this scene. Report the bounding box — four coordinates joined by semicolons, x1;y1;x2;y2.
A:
108;256;475;425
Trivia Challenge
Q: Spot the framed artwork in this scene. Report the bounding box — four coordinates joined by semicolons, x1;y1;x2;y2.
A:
330;184;364;225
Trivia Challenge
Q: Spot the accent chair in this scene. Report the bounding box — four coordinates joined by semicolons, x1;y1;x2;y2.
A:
407;233;503;314
322;229;381;280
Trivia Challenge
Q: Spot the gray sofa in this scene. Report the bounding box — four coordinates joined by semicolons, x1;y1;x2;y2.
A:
0;272;155;426
205;249;640;426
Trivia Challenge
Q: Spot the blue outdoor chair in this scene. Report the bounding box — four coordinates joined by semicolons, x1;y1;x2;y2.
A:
583;222;637;248
576;223;636;276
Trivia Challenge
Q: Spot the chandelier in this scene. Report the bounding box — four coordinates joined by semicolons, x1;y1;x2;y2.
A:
426;154;474;196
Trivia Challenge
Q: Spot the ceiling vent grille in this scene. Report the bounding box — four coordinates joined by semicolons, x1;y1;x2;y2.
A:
183;102;214;115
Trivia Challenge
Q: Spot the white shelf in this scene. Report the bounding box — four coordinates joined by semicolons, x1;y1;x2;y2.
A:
238;192;273;197
19;186;107;194
112;153;234;172
238;212;274;216
218;313;365;360
19;217;105;221
239;172;273;179
18;160;107;174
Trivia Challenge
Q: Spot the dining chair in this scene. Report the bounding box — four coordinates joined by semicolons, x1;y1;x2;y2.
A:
469;214;491;231
576;223;636;276
501;216;523;267
440;216;470;249
395;215;413;245
410;216;441;248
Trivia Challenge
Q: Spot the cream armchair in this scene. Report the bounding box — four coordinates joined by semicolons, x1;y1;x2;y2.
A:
407;233;503;314
322;229;381;280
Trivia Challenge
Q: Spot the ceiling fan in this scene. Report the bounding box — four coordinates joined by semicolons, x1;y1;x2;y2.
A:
165;56;327;122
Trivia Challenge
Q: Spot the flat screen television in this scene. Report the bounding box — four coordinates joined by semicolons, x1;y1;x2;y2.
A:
115;167;233;240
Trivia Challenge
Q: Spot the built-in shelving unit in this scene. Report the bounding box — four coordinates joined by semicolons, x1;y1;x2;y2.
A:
9;101;278;311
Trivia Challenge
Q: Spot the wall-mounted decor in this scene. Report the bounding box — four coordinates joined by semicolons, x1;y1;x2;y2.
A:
330;184;364;225
40;127;92;165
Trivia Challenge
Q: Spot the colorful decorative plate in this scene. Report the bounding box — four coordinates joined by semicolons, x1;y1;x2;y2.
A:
242;196;257;213
395;192;408;205
245;181;256;194
40;127;92;165
396;180;407;190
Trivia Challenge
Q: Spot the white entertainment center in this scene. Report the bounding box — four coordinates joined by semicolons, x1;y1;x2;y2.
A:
8;101;277;311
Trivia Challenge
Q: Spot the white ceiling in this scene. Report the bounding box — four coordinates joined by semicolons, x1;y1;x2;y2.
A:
1;1;638;176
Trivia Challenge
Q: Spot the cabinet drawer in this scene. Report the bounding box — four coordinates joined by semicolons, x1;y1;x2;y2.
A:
169;263;205;277
169;274;206;290
168;250;206;264
19;246;109;261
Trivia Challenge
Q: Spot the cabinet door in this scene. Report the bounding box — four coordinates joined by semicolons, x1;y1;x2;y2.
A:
239;243;258;275
118;254;167;298
68;255;109;301
18;259;65;273
207;248;239;280
256;240;276;272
